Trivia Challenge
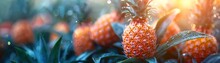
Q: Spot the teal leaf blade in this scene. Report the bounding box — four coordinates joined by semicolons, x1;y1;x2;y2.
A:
117;58;146;63
111;22;126;40
156;31;211;57
146;57;157;63
14;47;33;63
155;9;180;44
76;48;102;61
49;37;62;63
92;53;127;63
202;53;220;63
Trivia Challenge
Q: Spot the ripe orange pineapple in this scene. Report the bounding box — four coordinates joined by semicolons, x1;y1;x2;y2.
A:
12;21;34;44
90;11;121;47
72;1;95;55
74;23;94;55
122;0;157;59
182;0;218;63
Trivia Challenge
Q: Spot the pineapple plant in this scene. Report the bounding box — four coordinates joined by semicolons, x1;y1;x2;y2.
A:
119;0;213;62
7;36;76;63
73;0;95;56
182;0;219;63
11;21;34;44
121;0;157;59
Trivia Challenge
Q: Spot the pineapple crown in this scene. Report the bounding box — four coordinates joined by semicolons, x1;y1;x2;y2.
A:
190;0;214;34
121;0;152;18
48;0;90;22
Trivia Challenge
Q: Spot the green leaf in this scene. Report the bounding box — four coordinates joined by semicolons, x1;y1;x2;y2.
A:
34;35;49;63
111;22;126;40
93;53;127;63
164;59;178;63
156;31;211;57
146;57;157;63
202;53;220;63
155;9;180;44
14;47;33;63
49;37;62;63
76;48;101;61
117;58;146;63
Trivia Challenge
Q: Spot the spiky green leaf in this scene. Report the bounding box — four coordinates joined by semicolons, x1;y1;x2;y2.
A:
155;9;180;43
202;54;220;63
14;47;33;63
93;53;127;63
49;37;62;63
117;58;146;63
146;57;157;63
156;31;211;57
76;48;102;61
111;22;126;40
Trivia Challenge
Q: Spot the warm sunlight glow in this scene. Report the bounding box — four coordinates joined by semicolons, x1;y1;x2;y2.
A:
178;0;195;9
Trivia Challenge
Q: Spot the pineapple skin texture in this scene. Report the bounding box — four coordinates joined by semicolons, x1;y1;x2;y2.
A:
122;18;157;59
12;21;34;44
74;25;94;55
90;12;120;47
182;36;218;63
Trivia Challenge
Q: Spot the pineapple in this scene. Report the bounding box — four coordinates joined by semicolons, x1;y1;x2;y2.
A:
90;11;121;47
182;0;218;62
122;0;157;59
73;0;95;55
11;21;34;44
183;36;218;63
74;23;94;55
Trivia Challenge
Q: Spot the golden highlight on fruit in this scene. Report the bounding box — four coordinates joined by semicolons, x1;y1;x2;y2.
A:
12;21;34;44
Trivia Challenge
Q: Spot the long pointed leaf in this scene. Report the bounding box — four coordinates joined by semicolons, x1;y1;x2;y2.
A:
156;31;210;57
202;54;220;63
76;48;102;61
34;35;49;63
117;58;146;63
93;53;127;63
155;9;180;44
146;57;157;63
14;47;33;63
111;22;126;40
49;37;62;63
